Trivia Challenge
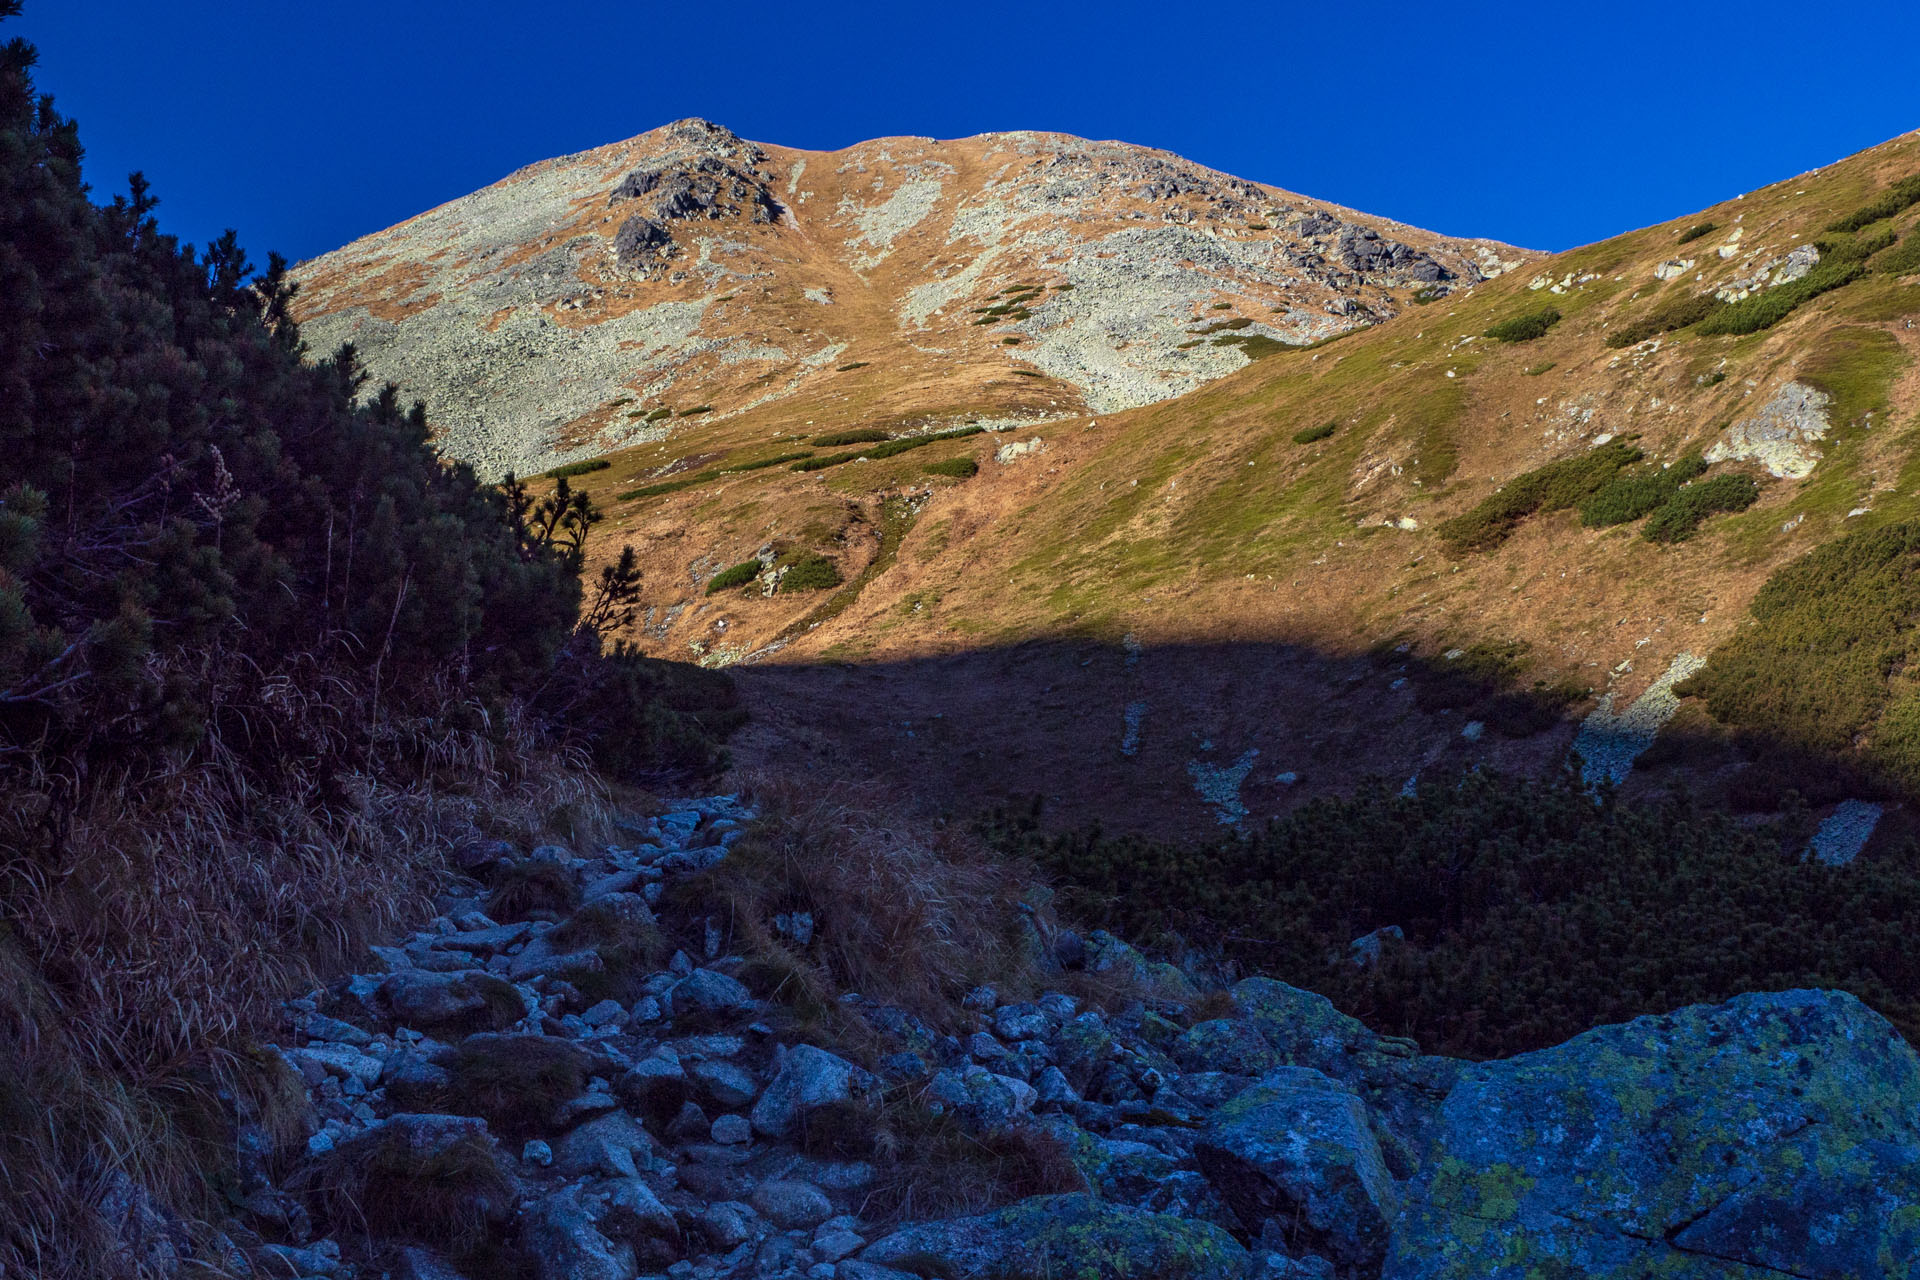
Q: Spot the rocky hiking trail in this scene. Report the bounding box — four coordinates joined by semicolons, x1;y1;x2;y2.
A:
202;792;1920;1280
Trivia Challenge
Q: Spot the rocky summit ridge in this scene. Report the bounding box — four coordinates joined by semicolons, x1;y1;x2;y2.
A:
195;793;1918;1280
291;119;1524;478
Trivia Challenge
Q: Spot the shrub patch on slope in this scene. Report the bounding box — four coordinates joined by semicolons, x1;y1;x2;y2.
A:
987;768;1920;1058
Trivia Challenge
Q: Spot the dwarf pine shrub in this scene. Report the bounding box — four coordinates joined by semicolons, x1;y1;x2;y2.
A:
1605;292;1718;348
777;554;842;592
1640;473;1760;542
1437;441;1643;553
705;560;763;594
1484;306;1561;343
984;766;1920;1058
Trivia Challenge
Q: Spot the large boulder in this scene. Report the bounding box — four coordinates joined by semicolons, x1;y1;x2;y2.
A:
749;1044;867;1139
1385;989;1920;1279
1173;1017;1284;1076
862;1193;1248;1280
522;1186;632;1280
1196;1067;1397;1273
1229;977;1456;1168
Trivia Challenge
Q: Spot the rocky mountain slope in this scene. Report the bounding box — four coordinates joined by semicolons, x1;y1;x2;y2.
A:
206;789;1920;1279
507;128;1919;839
291;119;1523;479
296;120;1920;837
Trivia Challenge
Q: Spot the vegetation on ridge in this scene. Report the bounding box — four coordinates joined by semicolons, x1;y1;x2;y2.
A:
988;766;1920;1059
0;18;742;1271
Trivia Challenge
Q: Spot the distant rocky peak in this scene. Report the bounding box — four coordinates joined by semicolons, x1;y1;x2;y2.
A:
609;123;781;271
647;117;765;168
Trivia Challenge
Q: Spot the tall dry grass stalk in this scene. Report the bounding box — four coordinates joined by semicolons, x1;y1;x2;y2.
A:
702;770;1045;1033
0;685;616;1278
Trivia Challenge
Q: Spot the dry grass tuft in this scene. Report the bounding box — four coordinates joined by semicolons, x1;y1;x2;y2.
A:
0;693;616;1277
305;1121;514;1252
690;772;1050;1034
433;1034;593;1141
484;861;582;922
861;1097;1086;1223
789;1089;1086;1224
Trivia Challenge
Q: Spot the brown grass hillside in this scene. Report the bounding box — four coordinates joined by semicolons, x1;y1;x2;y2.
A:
303;122;1920;833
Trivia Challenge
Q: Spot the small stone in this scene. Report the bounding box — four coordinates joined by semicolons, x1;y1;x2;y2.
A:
522;1138;554;1166
689;1058;759;1108
1035;1066;1081;1108
667;1101;711;1143
523;1186;629;1280
597;1177;680;1244
750;1179;834;1230
695;1202;754;1250
583;999;625;1028
671;968;754;1018
961;985;998;1011
811;1228;864;1262
555;1111;655;1180
711;1114;752;1145
750;1044;866;1139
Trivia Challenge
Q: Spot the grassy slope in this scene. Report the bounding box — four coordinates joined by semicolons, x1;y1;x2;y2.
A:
553;132;1920;829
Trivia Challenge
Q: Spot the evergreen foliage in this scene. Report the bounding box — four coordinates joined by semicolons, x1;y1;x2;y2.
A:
0;19;737;801
810;428;892;447
923;456;979;479
705;560;763;594
985;768;1920;1058
1694;261;1865;336
1824;174;1920;233
1604;292;1718;348
1676;221;1718;244
1483;306;1561;344
1578;453;1709;527
1639;473;1760;543
542;458;610;479
1682;520;1920;791
1876;234;1920;276
1436;442;1643;554
790;426;985;472
1291;421;1337;444
722;452;812;472
1815;224;1899;265
777;554;842;592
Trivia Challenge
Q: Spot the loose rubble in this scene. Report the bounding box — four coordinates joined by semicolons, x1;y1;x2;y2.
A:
208;792;1920;1279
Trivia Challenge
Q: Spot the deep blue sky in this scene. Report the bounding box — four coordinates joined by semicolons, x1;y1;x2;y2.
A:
18;2;1920;264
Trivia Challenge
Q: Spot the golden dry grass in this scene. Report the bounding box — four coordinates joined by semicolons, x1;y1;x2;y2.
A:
693;770;1049;1034
0;680;618;1278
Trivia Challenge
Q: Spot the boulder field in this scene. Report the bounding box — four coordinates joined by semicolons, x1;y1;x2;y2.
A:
221;797;1920;1279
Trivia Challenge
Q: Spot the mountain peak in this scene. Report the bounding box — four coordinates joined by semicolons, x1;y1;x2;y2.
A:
292;126;1526;478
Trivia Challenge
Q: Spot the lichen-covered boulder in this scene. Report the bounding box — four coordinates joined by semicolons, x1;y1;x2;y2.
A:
1053;1015;1119;1093
522;1186;633;1280
1230;977;1400;1078
1229;977;1456;1168
1173;1017;1284;1076
1197;1067;1397;1272
1385;989;1920;1279
861;1193;1247;1280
